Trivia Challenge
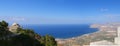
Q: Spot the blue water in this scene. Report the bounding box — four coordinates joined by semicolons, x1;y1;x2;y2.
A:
22;24;98;38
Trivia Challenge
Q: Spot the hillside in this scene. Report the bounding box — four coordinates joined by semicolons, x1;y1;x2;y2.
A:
0;20;57;46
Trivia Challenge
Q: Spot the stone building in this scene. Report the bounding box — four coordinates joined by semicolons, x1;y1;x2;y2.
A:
9;23;20;33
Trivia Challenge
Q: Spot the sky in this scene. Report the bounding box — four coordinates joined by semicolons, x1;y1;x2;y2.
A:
0;0;120;24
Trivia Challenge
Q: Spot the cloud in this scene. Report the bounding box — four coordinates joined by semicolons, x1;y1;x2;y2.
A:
27;15;120;24
104;14;120;19
0;16;27;23
101;14;120;23
8;17;25;21
100;8;109;12
0;14;120;24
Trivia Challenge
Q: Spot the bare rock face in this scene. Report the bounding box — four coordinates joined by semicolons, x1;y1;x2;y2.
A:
9;23;20;33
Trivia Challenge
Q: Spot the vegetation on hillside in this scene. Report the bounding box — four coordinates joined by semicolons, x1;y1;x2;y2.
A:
0;21;12;37
0;20;57;46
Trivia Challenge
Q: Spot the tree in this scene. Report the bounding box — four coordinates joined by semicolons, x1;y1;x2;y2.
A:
0;20;10;37
44;34;57;46
0;20;8;27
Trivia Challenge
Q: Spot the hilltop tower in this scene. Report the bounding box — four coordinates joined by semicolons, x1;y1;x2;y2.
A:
9;23;20;33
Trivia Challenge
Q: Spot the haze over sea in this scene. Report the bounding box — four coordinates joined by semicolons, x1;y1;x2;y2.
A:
22;24;98;39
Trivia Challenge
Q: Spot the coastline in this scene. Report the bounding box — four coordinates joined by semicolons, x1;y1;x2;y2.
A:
55;24;99;40
56;23;119;46
22;24;98;38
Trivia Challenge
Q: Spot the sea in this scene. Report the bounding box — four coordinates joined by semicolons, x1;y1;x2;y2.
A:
22;24;98;39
